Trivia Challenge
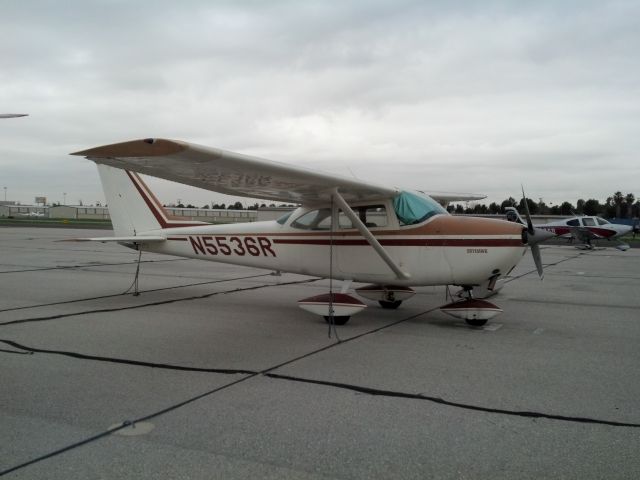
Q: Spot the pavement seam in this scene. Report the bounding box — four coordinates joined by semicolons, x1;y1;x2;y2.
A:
0;257;188;274
0;273;273;313
503;251;584;283
0;277;320;327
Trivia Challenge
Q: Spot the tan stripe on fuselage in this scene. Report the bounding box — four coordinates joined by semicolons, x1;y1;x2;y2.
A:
164;215;523;239
410;215;522;236
265;215;523;237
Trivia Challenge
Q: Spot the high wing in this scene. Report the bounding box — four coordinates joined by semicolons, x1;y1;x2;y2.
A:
72;138;398;204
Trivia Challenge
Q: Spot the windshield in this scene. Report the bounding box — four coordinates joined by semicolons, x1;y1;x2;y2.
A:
393;191;447;226
276;211;293;225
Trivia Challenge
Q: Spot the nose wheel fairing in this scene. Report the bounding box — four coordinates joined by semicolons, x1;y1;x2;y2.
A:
298;293;367;325
440;298;503;326
355;285;416;309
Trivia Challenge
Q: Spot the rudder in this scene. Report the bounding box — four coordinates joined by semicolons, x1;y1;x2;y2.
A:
96;164;163;236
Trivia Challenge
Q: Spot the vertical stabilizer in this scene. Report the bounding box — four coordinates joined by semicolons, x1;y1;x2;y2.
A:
96;164;163;236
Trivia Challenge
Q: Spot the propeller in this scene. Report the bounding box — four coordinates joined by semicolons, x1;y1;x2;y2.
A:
520;186;545;279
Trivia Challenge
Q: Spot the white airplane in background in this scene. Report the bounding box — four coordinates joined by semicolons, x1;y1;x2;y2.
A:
19;212;45;217
70;138;546;327
505;207;632;251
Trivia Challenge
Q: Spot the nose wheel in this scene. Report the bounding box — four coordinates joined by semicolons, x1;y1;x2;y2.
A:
323;316;351;325
462;289;487;327
465;317;488;327
378;299;403;309
440;287;503;327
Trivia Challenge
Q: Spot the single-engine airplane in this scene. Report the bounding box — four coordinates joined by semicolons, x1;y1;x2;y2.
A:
505;207;632;251
71;138;545;326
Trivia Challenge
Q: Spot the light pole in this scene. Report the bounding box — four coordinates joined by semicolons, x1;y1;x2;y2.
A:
63;192;67;205
3;187;6;202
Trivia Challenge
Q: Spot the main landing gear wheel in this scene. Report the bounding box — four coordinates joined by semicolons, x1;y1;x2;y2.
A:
465;318;488;327
324;316;350;325
378;300;402;309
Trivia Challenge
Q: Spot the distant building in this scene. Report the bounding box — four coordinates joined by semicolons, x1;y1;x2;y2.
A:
0;204;48;217
49;205;110;220
0;204;292;224
256;207;296;221
44;205;258;223
164;207;257;223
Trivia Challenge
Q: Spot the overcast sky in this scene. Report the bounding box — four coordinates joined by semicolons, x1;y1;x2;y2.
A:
1;0;639;208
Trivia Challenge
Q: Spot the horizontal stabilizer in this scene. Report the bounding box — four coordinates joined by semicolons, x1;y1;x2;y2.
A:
60;236;166;243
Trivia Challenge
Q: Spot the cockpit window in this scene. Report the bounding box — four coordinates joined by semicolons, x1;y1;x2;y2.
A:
596;217;609;225
567;219;580;226
339;205;388;229
291;208;332;230
393;191;447;226
582;218;596;226
291;205;388;230
276;212;293;225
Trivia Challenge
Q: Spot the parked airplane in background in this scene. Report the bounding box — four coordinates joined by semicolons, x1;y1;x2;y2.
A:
505;207;632;251
19;212;45;217
70;138;546;327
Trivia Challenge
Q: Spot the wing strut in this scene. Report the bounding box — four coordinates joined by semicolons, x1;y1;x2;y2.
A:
331;189;410;280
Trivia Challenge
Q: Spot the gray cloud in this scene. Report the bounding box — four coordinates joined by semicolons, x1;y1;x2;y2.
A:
1;0;639;207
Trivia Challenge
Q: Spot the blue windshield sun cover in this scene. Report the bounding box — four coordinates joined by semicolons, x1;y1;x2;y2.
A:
393;191;446;225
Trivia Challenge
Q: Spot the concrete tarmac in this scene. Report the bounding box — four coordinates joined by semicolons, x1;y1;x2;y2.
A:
1;227;639;479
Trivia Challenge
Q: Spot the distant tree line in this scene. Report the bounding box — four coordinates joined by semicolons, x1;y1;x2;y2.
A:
162;191;639;219
448;191;639;219
164;202;296;210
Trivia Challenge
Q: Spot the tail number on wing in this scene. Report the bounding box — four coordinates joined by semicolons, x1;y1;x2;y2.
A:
188;236;276;257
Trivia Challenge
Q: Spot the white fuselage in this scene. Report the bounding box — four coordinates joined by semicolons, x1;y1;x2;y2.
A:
139;207;526;287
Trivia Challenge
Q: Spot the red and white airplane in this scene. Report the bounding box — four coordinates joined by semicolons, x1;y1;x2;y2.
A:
71;138;545;326
505;207;632;251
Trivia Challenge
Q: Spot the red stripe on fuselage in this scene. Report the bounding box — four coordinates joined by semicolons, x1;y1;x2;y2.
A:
274;238;522;247
126;170;168;227
584;227;617;238
125;171;204;229
167;232;522;248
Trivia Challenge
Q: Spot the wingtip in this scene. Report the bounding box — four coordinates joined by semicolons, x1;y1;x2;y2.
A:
70;138;186;157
